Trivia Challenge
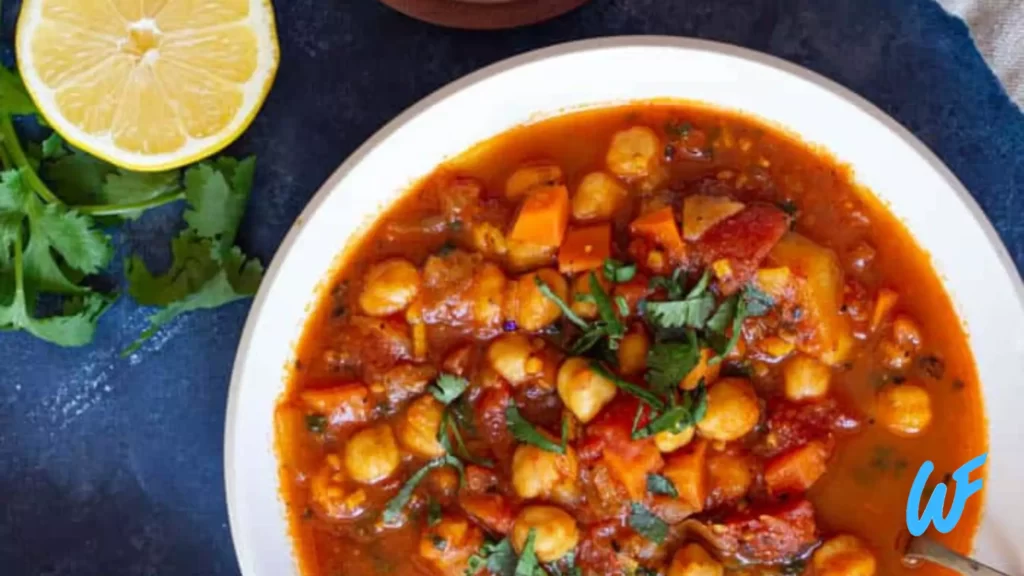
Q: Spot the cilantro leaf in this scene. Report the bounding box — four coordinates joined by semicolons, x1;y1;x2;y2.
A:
429;373;470;405
603;258;636;283
42;148;119;205
506;402;565;454
466;538;516;576
0;66;38;116
647;473;679;497
646;331;701;394
632;381;708;439
383;455;462;525
589;271;624;345
439;409;494;468
534;275;589;329
645;270;715;330
706;294;738;333
710;284;775;364
41;133;64;160
515;528;544;576
648;268;686;299
628;503;668;543
125;244;262;354
183;157;255;249
590;361;665;410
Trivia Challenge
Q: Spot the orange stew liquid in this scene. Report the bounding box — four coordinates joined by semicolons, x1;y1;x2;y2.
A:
276;103;985;576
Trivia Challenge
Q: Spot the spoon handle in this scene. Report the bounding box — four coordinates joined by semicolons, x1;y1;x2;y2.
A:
905;535;1013;576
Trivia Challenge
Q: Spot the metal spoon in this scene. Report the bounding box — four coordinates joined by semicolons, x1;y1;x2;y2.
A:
903;535;1012;575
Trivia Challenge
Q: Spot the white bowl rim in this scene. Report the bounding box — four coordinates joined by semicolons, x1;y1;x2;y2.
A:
224;35;1024;575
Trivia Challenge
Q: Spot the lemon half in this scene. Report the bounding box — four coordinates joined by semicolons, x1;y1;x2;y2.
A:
16;0;279;171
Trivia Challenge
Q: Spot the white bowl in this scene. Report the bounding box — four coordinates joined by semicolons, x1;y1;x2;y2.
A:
224;37;1024;575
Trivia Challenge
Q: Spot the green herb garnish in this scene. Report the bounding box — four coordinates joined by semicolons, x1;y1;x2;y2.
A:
709;284;774;364
305;414;327;434
590;361;665;411
382;455;462;525
466;538;517;576
647;473;679;497
588;271;625;348
427;498;442;526
430;373;470;405
603;258;637;283
646;270;716;330
628;503;668;544
534;275;589;329
632;381;707;439
645;331;701;395
515;529;544;576
506;402;565;454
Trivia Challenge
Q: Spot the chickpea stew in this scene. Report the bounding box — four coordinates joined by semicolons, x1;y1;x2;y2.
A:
276;103;985;576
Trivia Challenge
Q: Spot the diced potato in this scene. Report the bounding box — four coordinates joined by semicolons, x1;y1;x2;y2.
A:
606;126;661;179
812;535;877;576
696;378;760;442
572;171;628;221
556;357;618;423
876;383;932;437
783;354;831;401
661;439;708;512
707;452;753;503
511;505;580;563
487;334;537;385
668;543;724;576
469;262;508;331
768;233;854;365
507;239;557;271
682;195;745;241
754;266;794;301
506;163;564;200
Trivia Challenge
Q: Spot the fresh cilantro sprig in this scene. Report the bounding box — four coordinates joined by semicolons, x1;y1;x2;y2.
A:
506;402;566;454
429;373;470;405
647;473;679;497
382;454;463;525
632;381;707;440
0;64;264;349
645;270;715;330
628;503;668;543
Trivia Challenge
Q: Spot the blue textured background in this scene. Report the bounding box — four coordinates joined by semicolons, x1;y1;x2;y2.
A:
2;0;1022;574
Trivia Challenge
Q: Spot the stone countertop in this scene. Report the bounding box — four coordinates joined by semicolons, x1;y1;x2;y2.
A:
2;0;1022;574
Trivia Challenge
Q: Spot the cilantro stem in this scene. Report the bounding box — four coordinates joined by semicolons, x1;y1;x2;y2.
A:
0;115;60;205
75;189;185;216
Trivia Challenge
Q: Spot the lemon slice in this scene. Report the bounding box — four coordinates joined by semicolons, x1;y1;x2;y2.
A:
16;0;279;171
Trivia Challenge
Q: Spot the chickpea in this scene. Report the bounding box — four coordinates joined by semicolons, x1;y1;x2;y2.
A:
397;395;446;459
309;457;368;519
359;258;421;317
696;378;761;442
470;262;508;330
812;535;877;576
572;171;628;221
876;383;932;437
654;426;695;453
783;354;831;402
570;272;611;320
512;268;568;331
506;163;564;200
556;357;618;423
606;126;661;179
618;329;650;376
419;514;485;574
668;543;724;576
343;423;400;484
683;348;720;391
487;334;538;385
511;440;579;501
511;505;579;563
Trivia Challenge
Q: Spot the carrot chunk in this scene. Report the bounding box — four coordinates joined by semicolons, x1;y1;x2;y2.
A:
558;223;611;274
508;185;570;247
629;206;684;257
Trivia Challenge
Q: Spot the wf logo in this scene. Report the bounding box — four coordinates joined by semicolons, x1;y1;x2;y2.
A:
905;453;987;536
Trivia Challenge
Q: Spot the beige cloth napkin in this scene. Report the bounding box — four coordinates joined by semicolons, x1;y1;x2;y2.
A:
938;0;1024;106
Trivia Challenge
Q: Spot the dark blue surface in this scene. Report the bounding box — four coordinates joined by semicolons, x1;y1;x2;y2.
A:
2;0;1022;574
